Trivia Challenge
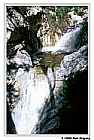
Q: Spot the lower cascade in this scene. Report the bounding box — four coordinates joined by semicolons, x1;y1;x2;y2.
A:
11;51;64;134
12;68;50;134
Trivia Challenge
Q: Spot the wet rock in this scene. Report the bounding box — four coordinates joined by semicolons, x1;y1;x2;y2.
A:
56;45;88;80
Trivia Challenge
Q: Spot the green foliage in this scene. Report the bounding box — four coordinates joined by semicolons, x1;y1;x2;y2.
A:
45;6;88;32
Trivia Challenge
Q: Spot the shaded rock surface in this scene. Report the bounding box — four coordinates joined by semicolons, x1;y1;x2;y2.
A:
34;67;88;134
6;102;16;134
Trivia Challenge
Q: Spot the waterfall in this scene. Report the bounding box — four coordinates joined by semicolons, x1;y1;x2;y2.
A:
41;26;81;54
11;65;50;134
10;23;85;134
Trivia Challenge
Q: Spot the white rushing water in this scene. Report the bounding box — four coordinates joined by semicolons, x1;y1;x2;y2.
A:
12;68;50;134
41;26;81;53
